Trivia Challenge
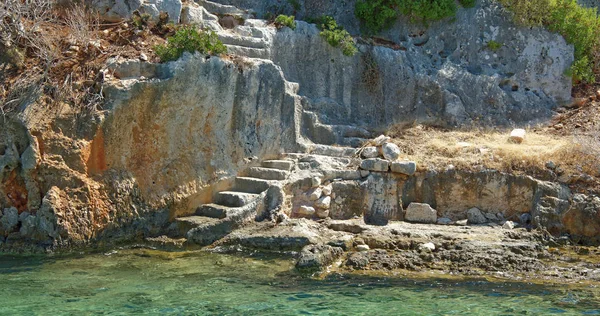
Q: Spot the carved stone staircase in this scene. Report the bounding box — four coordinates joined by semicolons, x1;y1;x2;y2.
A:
171;159;294;245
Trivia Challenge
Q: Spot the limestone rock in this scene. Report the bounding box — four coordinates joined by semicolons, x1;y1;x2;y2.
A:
510;129;526;144
308;187;322;201
315;208;330;219
503;221;516;229
322;184;332;196
455;219;468;226
315;196;331;209
437;217;452;225
391;161;417;176
372;135;390;146
405;203;437;224
298;206;316;217
311;177;321;188
484;212;499;222
361;146;379;159
181;4;222;31
467;207;487;224
0;207;19;234
296;244;343;272
360;158;390;172
91;0;182;23
419;242;436;252
381;143;401;161
356;244;370;251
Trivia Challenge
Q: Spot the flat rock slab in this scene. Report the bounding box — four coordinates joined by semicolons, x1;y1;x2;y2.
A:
360;158;390;172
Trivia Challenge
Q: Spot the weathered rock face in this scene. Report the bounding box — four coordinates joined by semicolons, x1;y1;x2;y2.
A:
102;54;301;213
214;0;573;130
91;0;183;23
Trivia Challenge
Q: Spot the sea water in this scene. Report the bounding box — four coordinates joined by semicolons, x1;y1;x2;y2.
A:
0;249;598;315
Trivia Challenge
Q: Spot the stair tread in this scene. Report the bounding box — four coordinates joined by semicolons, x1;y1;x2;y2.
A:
218;191;260;197
196;203;237;219
215;191;260;207
247;167;289;180
176;216;222;226
261;160;294;171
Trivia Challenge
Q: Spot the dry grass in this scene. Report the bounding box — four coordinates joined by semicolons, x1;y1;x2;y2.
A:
386;125;600;192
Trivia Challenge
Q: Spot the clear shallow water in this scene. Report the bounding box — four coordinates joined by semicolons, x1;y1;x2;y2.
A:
0;249;599;315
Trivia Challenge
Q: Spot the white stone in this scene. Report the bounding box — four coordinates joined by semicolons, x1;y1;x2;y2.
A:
467;207;487;224
315;208;329;219
437;217;452;225
322;184;332;196
297;206;315;216
308;187;322;201
139;53;148;61
381;143;401;161
404;203;437;224
372;135;390;146
391;161;417;175
311;177;321;188
510;129;526;143
315;196;331;209
356;244;370;251
360;158;390;172
361;146;379;159
455;219;468;226
419;242;436;252
502;221;516;229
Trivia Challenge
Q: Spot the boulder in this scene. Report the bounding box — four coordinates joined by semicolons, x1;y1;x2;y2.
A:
404;203;437;224
360;158;390;172
510;129;526;143
0;207;19;234
467;207;487;224
381;143;401;161
419;242;436;252
315;208;330;219
296;244;343;272
361;146;379;159
390;161;417;176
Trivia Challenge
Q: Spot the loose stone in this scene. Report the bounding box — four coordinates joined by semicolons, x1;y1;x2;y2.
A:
391;161;417;175
361;146;379;159
467;207;487;224
405;203;437;224
298;206;316;216
315;196;331;209
510;129;526;143
381;143;401;161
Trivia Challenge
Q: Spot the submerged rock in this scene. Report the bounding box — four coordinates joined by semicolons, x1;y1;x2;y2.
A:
296;244;343;272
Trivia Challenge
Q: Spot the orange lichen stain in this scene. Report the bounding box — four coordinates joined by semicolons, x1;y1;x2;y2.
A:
85;128;108;176
3;170;28;212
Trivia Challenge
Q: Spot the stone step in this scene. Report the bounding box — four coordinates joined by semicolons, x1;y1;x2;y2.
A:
261;160;294;171
196;203;231;219
215;191;259;207
224;44;270;59
173;216;222;236
218;33;268;49
309;145;358;157
341;137;368;148
233;177;270;194
247;167;289;180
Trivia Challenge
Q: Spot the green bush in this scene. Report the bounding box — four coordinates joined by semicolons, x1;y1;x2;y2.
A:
355;0;400;33
274;14;297;30
154;26;227;62
486;40;502;51
315;16;358;56
459;0;477;8
397;0;457;24
499;0;600;83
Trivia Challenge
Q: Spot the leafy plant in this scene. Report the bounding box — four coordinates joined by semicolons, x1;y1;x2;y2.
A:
486;40;502;51
314;16;358;56
355;0;400;34
397;0;457;24
153;26;227;62
459;0;477;8
274;14;296;30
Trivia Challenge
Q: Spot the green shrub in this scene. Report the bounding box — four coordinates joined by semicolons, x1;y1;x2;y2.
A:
459;0;477;8
274;14;297;30
315;16;358;56
153;26;227;62
397;0;457;24
499;0;600;83
486;40;502;51
355;0;400;33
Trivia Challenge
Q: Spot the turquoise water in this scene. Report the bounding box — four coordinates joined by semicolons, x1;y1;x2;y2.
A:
0;249;599;315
